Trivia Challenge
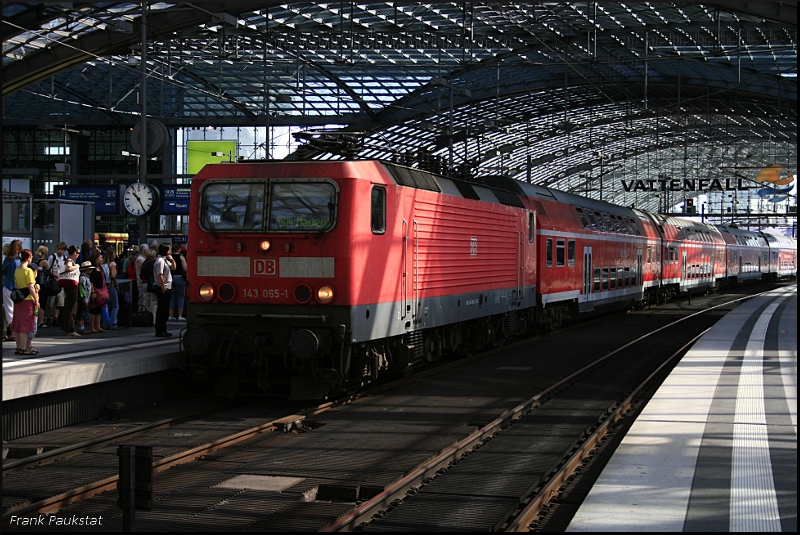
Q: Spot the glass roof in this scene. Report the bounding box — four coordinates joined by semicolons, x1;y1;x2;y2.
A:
2;2;797;213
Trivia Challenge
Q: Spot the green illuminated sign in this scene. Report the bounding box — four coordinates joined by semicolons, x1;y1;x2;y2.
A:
187;140;237;174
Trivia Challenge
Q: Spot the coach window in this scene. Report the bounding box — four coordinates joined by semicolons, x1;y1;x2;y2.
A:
546;238;553;267
594;211;606;232
371;186;386;234
602;268;609;290
586;211;599;231
646;246;652;264
624;266;631;286
576;208;590;229
610;267;617;289
594;268;601;292
556;239;565;267
617;267;623;288
613;215;623;233
602;213;614;233
568;240;576;266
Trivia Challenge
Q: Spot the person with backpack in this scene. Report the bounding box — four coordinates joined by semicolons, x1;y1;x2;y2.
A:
47;242;68;328
140;249;158;317
35;259;58;328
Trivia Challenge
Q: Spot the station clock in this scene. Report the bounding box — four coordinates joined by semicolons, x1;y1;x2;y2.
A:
123;183;159;216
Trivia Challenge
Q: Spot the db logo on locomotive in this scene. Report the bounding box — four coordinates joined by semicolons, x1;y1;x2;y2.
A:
253;258;277;277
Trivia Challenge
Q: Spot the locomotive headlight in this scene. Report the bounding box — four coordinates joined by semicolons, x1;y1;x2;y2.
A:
316;284;334;304
198;283;215;301
260;239;272;252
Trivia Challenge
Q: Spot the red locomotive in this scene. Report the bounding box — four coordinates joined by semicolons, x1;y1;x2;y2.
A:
182;160;796;398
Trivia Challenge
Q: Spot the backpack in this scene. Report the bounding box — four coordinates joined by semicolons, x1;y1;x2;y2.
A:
49;253;66;279
38;269;60;298
141;259;156;292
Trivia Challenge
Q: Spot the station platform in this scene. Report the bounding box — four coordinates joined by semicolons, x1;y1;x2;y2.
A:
567;284;797;532
2;320;185;402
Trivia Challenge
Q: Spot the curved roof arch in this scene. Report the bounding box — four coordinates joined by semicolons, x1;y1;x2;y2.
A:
2;2;796;214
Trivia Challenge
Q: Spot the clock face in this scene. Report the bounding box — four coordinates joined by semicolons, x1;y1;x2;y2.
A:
124;183;158;216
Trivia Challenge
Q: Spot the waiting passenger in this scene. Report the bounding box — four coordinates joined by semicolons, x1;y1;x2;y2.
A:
153;243;174;337
140;249;158;316
77;261;94;334
47;242;68;328
60;245;82;337
135;244;149;309
3;240;22;342
88;255;107;334
169;243;187;321
11;249;38;355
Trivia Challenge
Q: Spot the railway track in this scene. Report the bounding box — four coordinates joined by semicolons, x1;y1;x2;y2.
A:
2;285;784;531
327;291;764;532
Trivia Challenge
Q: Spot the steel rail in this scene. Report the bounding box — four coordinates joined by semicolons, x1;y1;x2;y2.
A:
325;290;767;532
1;396;362;524
2;404;236;473
2;288;775;526
505;329;709;531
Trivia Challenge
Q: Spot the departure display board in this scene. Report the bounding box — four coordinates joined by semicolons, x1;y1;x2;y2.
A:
161;185;192;215
54;185;123;216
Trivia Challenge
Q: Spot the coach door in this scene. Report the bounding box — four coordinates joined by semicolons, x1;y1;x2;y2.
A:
682;250;687;281
637;248;643;285
582;246;593;311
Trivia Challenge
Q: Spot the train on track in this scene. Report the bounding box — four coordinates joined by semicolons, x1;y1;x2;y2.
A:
181;160;797;398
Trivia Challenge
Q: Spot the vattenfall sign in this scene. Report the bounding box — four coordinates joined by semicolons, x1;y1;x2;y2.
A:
619;165;795;198
620;178;753;192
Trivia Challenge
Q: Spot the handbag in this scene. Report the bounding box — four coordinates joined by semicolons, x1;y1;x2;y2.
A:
91;285;110;307
11;288;29;303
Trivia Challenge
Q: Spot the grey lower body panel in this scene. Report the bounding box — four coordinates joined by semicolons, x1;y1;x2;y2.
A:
349;286;536;343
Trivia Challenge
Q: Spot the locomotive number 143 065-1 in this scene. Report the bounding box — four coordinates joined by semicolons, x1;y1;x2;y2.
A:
243;288;289;299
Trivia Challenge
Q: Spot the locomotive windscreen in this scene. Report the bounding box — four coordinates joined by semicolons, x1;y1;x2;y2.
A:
201;182;265;231
268;182;336;232
200;180;337;233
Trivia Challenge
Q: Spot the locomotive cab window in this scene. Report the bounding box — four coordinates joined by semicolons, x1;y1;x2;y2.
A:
269;181;337;232
200;182;265;231
371;186;386;234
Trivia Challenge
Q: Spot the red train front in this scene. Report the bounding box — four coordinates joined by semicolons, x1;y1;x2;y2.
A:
183;160;534;398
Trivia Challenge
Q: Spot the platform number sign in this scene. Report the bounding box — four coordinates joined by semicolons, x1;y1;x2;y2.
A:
254;258;277;277
470;237;478;257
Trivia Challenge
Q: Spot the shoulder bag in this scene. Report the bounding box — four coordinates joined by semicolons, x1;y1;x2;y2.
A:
58;260;80;288
91;285;110;307
11;287;30;303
